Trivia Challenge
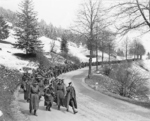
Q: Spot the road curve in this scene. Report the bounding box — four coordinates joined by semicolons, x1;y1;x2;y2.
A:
18;68;150;121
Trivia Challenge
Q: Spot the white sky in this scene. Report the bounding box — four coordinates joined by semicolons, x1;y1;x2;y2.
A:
0;0;116;28
1;0;150;53
0;0;84;28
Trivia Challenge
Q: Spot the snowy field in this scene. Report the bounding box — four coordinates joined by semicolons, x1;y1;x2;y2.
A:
0;24;113;72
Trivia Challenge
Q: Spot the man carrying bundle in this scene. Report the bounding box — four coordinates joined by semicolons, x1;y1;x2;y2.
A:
44;84;54;111
65;82;78;114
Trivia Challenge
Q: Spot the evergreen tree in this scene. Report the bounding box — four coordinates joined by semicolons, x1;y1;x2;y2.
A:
60;35;68;54
14;0;41;54
0;16;9;41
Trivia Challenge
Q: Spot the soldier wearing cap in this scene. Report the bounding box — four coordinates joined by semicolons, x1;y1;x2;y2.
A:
44;84;54;111
65;82;78;114
56;79;66;110
38;79;45;100
29;81;40;116
24;76;33;102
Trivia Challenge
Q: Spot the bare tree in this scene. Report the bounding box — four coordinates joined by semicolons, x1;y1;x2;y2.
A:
129;38;146;59
50;39;56;53
74;0;103;78
122;37;131;60
104;31;115;63
107;0;150;35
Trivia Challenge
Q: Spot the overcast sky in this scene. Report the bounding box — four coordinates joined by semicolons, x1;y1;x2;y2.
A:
1;0;150;53
0;0;118;28
0;0;84;28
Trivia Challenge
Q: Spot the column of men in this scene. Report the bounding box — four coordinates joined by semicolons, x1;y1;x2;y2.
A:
21;63;83;116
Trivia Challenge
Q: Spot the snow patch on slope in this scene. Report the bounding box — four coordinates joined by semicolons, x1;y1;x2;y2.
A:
0;28;38;71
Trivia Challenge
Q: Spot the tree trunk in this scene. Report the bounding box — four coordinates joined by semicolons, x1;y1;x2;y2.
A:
101;41;104;67
140;55;142;59
96;41;98;71
126;44;127;60
109;44;110;65
88;49;93;78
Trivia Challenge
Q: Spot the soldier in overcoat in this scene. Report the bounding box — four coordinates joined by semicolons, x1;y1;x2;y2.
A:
38;79;45;100
22;78;31;102
65;82;78;114
29;81;40;116
21;79;27;100
56;79;66;110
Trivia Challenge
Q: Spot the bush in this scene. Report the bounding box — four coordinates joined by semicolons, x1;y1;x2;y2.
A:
59;53;80;64
13;53;36;61
0;65;22;121
35;51;51;68
109;62;149;100
102;65;112;76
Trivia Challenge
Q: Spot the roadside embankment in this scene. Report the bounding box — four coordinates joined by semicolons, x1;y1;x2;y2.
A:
0;65;28;121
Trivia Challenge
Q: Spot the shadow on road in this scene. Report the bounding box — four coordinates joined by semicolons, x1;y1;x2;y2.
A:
20;109;31;116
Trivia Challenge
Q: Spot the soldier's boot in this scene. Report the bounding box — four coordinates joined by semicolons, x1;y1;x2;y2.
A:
46;106;48;110
34;110;37;116
72;107;77;114
29;109;32;114
66;108;69;112
48;106;51;111
58;105;60;110
71;101;78;114
49;103;52;111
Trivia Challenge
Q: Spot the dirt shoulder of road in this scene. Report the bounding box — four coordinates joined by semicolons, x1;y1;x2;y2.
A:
85;73;150;109
10;86;29;121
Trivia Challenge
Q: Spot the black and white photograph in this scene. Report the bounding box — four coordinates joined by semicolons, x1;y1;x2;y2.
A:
0;0;150;121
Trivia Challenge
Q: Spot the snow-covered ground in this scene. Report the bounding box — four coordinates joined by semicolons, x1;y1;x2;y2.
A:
39;36;113;63
0;28;38;71
132;60;150;97
0;23;114;72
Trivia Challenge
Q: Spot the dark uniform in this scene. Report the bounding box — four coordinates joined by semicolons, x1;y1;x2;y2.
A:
38;80;45;100
65;82;78;114
21;80;27;100
44;85;54;111
23;80;32;102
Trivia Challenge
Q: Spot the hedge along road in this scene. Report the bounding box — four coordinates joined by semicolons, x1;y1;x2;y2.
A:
18;67;150;121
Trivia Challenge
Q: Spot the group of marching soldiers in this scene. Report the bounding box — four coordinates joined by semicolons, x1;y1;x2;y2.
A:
20;62;86;116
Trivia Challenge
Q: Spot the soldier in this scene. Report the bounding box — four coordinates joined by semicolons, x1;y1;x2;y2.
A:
44;84;54;111
38;79;45;100
65;82;78;114
25;79;32;102
56;79;66;110
22;80;27;100
29;81;40;116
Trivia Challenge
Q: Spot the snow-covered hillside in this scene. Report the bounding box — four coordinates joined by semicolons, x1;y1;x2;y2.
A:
0;22;113;71
0;27;38;71
39;36;113;62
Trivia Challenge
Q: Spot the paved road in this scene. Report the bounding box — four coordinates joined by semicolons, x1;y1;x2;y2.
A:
18;68;150;121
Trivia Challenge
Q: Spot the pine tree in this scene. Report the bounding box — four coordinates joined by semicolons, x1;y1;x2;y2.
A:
14;0;42;54
0;16;9;41
60;35;68;54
